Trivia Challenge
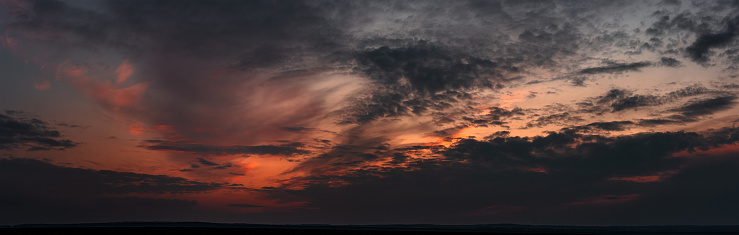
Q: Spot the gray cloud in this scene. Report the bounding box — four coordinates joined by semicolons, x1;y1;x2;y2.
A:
578;61;652;75
671;95;737;117
339;43;508;124
525;112;584;128
0;111;77;151
576;85;723;116
659;57;682;67
685;16;739;63
0;158;222;195
567;121;635;132
196;158;219;166
0;157;213;225
143;141;310;156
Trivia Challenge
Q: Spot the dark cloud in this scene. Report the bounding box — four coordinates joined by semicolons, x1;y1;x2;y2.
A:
578;85;721;115
56;122;87;128
339;43;508;124
357;44;501;95
671;96;737;117
0;158;223;195
1;0;352;147
2;0;739;226
608;94;662;112
665;84;713;98
0;158;215;225
524;112;584;128
268;128;739;224
288;126;391;175
636;119;680;126
573;121;635;131
0;111;76;151
227;204;264;208
645;13;702;36
659;57;682;67
578;61;652;74
685;16;739;63
214;162;233;170
461;107;526;128
143;141;310;156
388;153;410;165
5;0;346;61
280;127;317;132
196;158;219;166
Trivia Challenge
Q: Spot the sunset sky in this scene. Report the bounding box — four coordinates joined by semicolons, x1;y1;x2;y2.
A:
1;0;738;226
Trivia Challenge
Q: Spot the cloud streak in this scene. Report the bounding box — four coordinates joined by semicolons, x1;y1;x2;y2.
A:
0;111;76;151
143;141;310;156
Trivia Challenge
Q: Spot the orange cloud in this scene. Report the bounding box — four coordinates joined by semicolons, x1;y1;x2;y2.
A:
33;80;50;90
127;122;146;135
609;170;677;183
56;61;148;112
1;32;18;52
672;143;739;158
526;167;548;173
114;60;134;84
498;90;528;107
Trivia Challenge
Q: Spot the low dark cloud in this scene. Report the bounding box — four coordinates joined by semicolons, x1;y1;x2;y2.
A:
227;204;264;208
143;141;310;156
578;61;652;74
196;158;219;166
267;128;739;224
288;126;391;175
0;158;223;195
0;158;215;225
0;111;76;151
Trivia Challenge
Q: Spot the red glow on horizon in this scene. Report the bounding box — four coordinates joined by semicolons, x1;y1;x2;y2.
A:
563;194;640;206
526;167;547;173
127;122;145;135
608;170;677;183
672;143;739;158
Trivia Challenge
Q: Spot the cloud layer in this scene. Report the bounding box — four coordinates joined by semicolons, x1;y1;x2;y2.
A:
1;0;738;225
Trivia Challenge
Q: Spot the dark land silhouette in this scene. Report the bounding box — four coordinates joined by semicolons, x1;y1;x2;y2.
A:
2;222;738;234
